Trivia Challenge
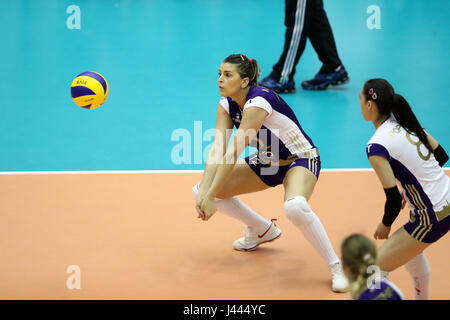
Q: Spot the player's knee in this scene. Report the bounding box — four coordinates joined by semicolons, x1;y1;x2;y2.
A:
192;183;200;200
284;196;315;226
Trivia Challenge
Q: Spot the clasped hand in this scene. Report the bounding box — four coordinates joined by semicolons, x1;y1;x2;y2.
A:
196;194;217;221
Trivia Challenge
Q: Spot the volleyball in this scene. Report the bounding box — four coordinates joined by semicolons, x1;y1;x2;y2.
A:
71;71;109;109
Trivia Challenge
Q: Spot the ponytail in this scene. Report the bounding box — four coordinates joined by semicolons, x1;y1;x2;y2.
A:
391;93;433;153
248;58;261;86
363;79;433;153
352;255;377;300
341;233;378;300
223;54;261;87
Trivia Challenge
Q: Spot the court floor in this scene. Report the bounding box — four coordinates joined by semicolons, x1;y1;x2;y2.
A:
0;171;448;299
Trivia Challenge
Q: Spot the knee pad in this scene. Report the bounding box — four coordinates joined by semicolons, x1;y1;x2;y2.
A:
192;183;199;200
405;253;430;277
284;196;316;226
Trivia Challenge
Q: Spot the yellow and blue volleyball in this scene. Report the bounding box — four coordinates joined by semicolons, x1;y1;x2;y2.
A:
71;71;109;109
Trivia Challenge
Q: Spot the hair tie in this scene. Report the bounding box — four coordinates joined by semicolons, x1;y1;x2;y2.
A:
363;253;371;262
368;88;377;100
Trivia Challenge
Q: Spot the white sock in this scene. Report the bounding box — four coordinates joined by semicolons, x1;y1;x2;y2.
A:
284;197;339;266
216;197;271;234
404;253;430;300
192;184;270;234
299;214;340;267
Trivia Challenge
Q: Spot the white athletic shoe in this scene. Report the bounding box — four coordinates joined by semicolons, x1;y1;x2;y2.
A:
233;219;282;251
329;262;350;293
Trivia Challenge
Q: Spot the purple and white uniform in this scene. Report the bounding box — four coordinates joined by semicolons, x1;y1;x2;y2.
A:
367;115;450;243
357;278;404;300
219;85;320;187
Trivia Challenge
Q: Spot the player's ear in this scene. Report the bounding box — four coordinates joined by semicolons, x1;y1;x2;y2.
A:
241;78;249;89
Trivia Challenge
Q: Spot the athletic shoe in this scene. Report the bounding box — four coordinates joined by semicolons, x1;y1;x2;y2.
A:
329;262;350;293
233;219;282;251
259;76;296;93
301;65;349;90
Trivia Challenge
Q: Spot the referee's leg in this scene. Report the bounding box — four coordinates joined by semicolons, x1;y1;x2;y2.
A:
270;0;313;84
308;0;342;73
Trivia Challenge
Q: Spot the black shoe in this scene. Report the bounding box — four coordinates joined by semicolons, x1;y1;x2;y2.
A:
259;76;296;93
301;65;349;90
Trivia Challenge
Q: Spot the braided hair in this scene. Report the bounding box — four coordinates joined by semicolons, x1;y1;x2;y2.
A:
341;234;378;300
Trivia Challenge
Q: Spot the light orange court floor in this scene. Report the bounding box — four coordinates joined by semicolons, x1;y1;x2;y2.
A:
0;171;448;300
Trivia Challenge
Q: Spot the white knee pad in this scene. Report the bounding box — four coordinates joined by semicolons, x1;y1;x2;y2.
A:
284;196;316;226
192;183;199;200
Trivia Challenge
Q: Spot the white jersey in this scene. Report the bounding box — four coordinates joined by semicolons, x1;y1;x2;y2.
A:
367;115;450;223
218;86;319;165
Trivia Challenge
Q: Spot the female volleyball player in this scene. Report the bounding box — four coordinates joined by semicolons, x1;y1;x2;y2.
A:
341;233;403;300
361;78;449;299
191;54;349;292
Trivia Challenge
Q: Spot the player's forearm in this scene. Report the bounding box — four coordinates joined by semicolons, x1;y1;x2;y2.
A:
205;164;235;199
199;164;218;196
205;153;237;198
204;128;248;198
198;148;222;195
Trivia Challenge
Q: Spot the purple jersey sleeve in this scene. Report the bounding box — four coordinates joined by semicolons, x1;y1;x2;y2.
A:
366;143;390;160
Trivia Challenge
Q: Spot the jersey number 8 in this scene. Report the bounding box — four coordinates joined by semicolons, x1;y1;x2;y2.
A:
405;131;431;161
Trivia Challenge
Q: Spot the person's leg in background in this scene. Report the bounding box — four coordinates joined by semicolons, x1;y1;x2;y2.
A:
260;0;313;93
301;0;349;90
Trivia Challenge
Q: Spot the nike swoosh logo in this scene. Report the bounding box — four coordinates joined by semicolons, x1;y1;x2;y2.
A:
258;222;274;238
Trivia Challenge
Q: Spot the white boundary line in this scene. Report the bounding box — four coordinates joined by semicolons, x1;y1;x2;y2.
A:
0;168;448;175
0;170;203;175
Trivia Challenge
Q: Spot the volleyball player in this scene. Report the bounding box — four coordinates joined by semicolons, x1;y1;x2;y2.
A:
191;54;349;292
360;78;449;299
341;233;404;300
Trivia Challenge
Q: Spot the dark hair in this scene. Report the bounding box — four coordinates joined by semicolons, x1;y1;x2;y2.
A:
363;78;433;152
341;234;377;299
223;54;260;87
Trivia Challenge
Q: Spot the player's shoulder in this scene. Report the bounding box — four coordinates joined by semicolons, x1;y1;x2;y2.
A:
366;117;402;159
358;279;404;300
247;85;278;101
219;96;233;113
367;116;400;146
247;85;285;108
242;86;278;116
219;96;232;105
